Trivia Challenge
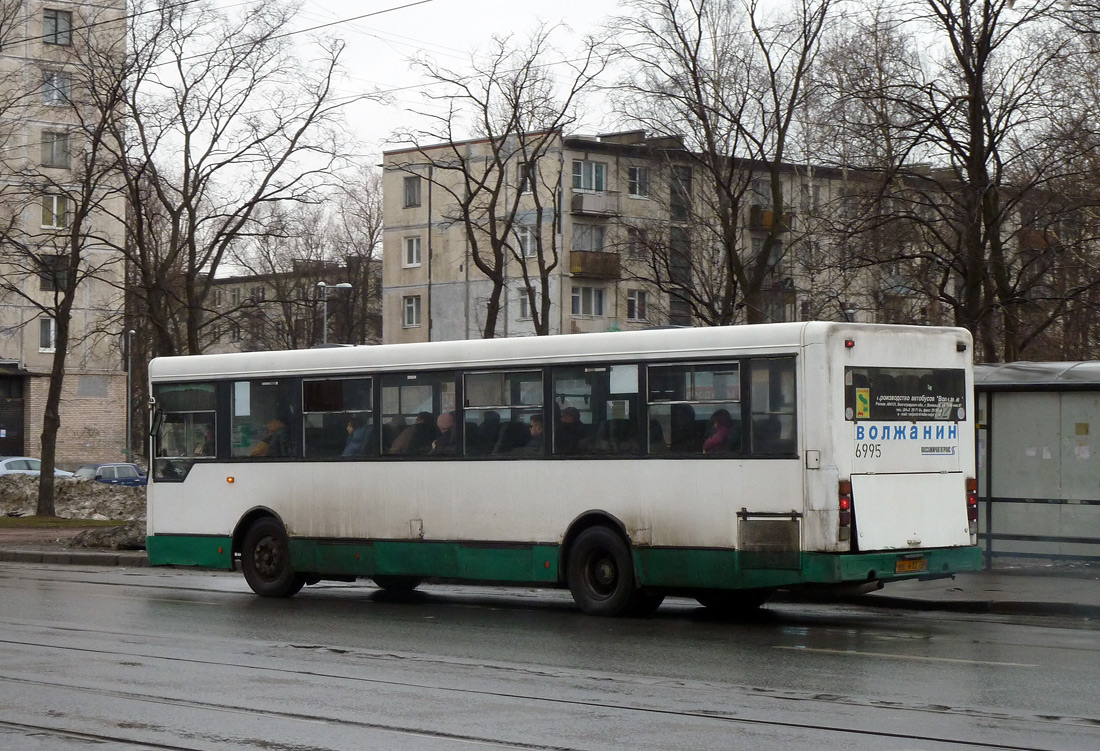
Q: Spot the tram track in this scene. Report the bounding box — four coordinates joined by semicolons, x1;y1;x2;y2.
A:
0;632;1092;751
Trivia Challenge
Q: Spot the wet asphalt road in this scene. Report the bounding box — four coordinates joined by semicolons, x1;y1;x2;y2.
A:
0;563;1098;750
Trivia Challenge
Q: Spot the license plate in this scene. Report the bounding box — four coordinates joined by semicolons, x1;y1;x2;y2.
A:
895;558;928;574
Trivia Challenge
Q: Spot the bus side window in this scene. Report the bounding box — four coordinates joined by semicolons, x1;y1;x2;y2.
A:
749;358;796;456
231;380;298;459
552;365;641;457
647;362;740;456
380;373;457;458
463;370;543;457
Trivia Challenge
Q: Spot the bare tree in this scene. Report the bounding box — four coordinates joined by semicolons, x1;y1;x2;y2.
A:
328;167;384;344
0;3;128;514
817;0;1100;361
112;0;356;357
611;0;835;325
392;24;605;337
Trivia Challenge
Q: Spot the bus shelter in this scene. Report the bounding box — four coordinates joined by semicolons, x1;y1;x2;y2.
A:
975;362;1100;565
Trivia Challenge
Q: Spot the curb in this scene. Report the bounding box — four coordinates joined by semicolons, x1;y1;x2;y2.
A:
778;592;1100;619
0;549;149;567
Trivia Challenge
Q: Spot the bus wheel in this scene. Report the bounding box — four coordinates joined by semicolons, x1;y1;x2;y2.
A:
567;526;637;616
372;575;425;594
241;518;305;597
695;588;773;616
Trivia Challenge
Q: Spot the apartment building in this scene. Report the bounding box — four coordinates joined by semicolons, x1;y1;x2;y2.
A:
381;129;924;343
0;1;128;465
204;258;383;354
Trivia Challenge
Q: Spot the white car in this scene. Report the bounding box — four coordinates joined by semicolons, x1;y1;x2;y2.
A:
0;456;75;477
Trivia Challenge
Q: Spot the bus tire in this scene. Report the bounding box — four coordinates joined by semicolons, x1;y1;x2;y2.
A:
695;588;773;616
567;526;638;616
241;518;305;598
372;575;425;594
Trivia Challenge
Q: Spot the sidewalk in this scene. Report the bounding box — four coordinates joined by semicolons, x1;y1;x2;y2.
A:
1;534;1096;618
788;567;1100;618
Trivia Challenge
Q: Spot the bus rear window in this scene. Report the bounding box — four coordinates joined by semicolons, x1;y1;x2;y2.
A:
845;367;966;422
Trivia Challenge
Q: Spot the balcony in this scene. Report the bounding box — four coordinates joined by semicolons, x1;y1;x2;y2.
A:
571;192;619;216
570;250;621;279
748;204;792;232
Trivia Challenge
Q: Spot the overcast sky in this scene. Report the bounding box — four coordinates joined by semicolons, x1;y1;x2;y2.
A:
285;0;624;159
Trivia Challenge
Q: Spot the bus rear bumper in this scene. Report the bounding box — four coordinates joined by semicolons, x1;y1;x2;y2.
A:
808;545;985;585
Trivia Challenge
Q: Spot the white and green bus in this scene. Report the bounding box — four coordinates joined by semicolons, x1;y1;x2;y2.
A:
146;322;981;616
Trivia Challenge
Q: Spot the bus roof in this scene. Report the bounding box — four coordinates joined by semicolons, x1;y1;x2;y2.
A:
148;322;969;381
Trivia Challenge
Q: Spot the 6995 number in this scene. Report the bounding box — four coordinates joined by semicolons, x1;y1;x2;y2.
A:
855;443;881;458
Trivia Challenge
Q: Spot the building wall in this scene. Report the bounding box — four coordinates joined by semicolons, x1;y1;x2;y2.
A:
381;130;946;344
382;134;671;343
24;370;128;469
0;1;129;463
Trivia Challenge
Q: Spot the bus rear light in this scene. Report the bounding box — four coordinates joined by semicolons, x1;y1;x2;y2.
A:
966;477;978;542
838;479;853;540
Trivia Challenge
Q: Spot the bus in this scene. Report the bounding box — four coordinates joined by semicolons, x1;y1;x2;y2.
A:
146;322;982;616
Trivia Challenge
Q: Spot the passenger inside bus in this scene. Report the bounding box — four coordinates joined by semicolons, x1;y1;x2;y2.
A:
556;406;584;454
391;411;437;455
703;409;734;454
195;424;215;456
523;414;545;453
430;412;456;455
250;417;289;457
669;403;699;452
342;414;369;457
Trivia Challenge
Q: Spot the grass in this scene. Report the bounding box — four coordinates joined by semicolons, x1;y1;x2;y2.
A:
0;516;127;529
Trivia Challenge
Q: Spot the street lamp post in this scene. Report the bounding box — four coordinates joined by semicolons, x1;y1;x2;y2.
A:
316;281;353;346
124;328;135;461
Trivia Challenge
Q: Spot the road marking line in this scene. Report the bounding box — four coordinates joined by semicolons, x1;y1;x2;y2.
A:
775;646;1037;667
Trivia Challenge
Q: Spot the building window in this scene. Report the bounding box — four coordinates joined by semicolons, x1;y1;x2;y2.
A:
517;162;535;194
41;195;68;228
231;322;242;342
404;236;421;266
214;289;224;307
670;165;691;220
38;254;69;292
626;226;648;259
518;288;540;320
44;9;72;46
230;287;241;306
572;223;605;252
39;318;56;352
628;167;649;197
403;175;422;207
42;70;70;105
572;160;606;192
250;286;265;302
403;295;422;327
669;298;692;327
516;226;536;258
626;289;648;321
571;286;605;316
42;131;70;169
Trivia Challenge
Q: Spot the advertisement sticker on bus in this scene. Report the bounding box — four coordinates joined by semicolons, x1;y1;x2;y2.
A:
844;366;967;467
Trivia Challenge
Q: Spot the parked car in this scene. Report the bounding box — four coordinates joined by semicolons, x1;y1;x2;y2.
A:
73;462;147;486
0;456;75;477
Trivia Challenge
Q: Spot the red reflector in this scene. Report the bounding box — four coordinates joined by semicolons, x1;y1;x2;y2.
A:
844;339;855;348
839;497;851;511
